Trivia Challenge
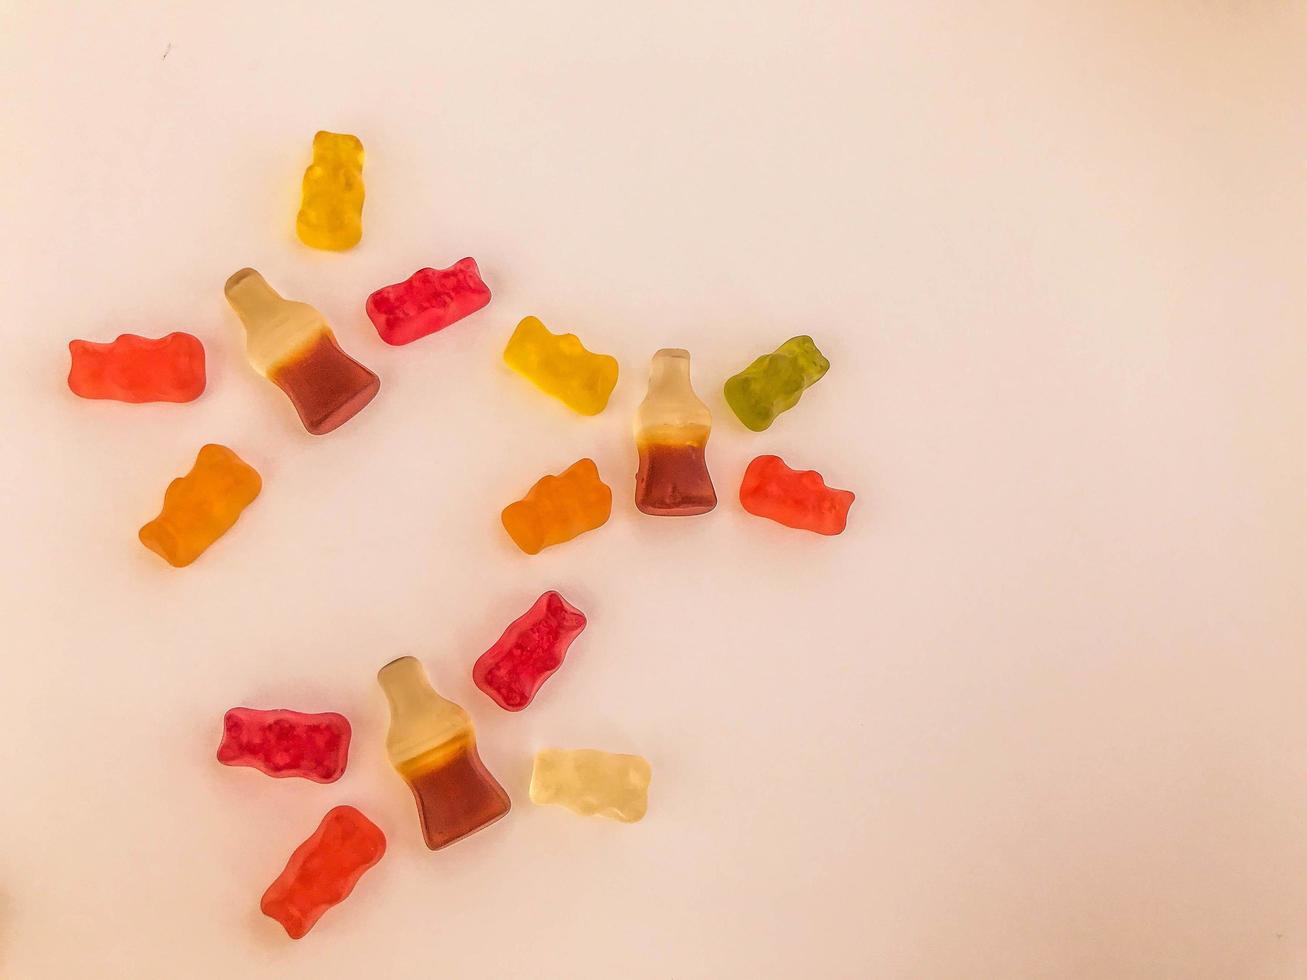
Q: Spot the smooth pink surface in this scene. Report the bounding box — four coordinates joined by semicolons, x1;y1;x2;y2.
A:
9;5;1307;979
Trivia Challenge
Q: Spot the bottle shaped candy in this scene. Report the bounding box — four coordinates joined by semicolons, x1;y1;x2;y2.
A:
377;657;510;850
633;349;717;516
224;268;380;435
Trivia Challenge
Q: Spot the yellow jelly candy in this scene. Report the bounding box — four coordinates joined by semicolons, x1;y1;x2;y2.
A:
529;748;651;823
296;131;364;251
502;316;618;415
138;445;262;567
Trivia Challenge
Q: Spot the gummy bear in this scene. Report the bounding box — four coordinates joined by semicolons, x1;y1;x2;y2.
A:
296;131;364;251
473;592;587;711
634;349;716;516
739;455;855;535
261;805;385;940
502;315;618;415
224;268;380;435
67;332;205;403
138;445;261;567
366;258;492;346
377;657;510;850
217;708;351;783
723;336;829;431
529;749;651;823
501;458;612;555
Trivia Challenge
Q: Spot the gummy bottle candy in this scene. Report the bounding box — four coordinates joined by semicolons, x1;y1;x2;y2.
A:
296;131;364;251
633;349;717;516
224;268;380;435
377;657;510;850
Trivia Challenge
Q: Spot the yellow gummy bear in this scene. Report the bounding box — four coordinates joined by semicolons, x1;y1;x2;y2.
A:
138;444;262;567
529;748;651;822
296;131;364;251
502;316;618;416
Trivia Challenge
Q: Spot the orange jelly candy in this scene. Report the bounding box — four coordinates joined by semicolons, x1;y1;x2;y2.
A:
138;444;261;567
377;657;510;850
261;805;386;940
67;332;205;403
224;268;379;435
501;458;612;555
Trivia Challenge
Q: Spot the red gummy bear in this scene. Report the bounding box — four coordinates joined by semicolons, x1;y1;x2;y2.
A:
67;332;206;403
473;591;587;711
216;708;351;783
365;257;491;346
261;805;386;940
738;454;855;535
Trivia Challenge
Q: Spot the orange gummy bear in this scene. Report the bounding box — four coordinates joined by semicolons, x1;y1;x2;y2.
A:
138;444;262;567
261;805;386;939
501;458;612;555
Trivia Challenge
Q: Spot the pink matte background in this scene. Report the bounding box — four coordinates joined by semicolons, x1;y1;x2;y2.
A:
3;2;1307;977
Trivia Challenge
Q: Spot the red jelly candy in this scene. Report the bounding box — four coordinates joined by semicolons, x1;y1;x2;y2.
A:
738;454;855;535
261;805;386;940
473;591;587;711
216;708;351;783
365;257;491;346
67;332;206;403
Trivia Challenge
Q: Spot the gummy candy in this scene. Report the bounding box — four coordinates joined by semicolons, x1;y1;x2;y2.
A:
739;455;855;535
529;749;651;823
473;592;587;711
634;349;716;516
296;131;364;251
260;805;385;940
377;657;510;850
67;332;205;403
501;458;612;555
224;268;380;435
503;315;618;415
217;708;351;783
723;335;829;431
366;258;491;346
138;444;261;567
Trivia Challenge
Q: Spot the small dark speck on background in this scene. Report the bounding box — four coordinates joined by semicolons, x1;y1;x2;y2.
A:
162;43;171;61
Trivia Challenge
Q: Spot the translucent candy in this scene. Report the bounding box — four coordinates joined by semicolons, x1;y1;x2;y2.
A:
501;458;612;555
633;349;716;516
67;332;205;403
260;805;385;939
224;268;380;435
503;315;618;415
216;708;351;783
377;657;510;850
366;258;491;346
723;335;829;431
473;592;587;711
530;749;651;822
138;444;261;567
739;454;855;535
296;131;364;251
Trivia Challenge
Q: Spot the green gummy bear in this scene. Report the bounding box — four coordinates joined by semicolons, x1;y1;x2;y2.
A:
722;336;829;431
